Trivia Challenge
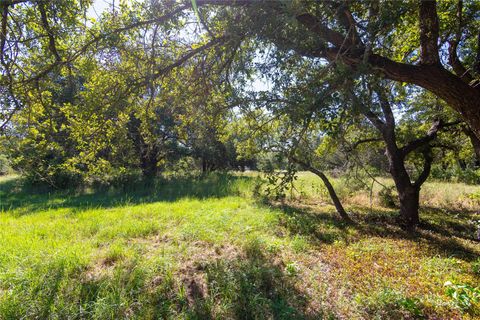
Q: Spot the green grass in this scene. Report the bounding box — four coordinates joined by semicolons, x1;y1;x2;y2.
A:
0;173;479;319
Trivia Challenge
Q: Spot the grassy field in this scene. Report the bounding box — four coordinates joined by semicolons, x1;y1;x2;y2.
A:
0;173;479;319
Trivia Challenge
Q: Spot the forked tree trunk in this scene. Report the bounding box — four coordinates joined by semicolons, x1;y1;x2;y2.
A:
385;146;422;230
361;95;437;230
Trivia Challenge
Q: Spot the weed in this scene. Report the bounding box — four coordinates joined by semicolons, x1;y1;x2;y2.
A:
444;281;480;314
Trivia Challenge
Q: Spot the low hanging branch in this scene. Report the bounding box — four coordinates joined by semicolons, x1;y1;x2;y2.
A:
21;4;190;84
290;156;352;223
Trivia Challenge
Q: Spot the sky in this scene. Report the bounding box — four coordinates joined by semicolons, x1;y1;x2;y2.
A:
87;0;114;20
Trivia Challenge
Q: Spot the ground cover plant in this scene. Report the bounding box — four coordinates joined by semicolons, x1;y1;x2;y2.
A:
0;172;479;319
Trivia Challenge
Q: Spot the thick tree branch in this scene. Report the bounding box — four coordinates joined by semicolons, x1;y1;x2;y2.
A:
447;0;474;84
37;1;61;62
414;150;433;187
377;89;395;127
295;12;351;48
448;42;474;84
1;3;8;66
419;0;440;65
329;2;363;48
294;42;479;139
401;119;441;156
362;109;385;132
401;119;461;156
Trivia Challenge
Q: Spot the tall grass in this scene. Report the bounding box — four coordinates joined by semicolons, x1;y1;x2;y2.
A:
0;172;478;319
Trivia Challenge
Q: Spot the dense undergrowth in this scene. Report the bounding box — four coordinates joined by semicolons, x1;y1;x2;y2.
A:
0;173;479;319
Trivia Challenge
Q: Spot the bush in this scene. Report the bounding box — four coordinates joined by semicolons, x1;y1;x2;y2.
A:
430;165;480;184
22;167;84;189
379;186;397;208
0;154;12;175
87;169;144;191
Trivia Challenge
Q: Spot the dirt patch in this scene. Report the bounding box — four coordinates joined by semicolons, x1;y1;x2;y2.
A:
175;241;241;306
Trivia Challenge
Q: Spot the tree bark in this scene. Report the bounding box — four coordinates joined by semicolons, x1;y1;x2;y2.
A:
309;167;352;223
360;91;441;229
419;0;440;65
383;140;421;229
463;126;480;167
291;157;352;222
397;185;421;228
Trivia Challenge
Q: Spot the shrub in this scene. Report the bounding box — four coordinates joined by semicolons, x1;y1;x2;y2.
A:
379;186;397;208
430;165;480;184
0;154;12;175
472;259;480;276
21;167;84;189
284;262;300;277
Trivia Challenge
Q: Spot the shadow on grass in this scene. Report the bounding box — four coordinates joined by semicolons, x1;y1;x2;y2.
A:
181;241;320;319
1;241;320;319
273;202;351;245
274;202;479;262
0;173;256;216
419;205;478;238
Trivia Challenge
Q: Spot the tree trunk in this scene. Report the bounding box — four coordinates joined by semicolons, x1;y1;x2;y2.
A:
383;144;422;229
140;151;158;177
290;157;351;222
307;166;352;223
397;185;420;229
463;126;480;167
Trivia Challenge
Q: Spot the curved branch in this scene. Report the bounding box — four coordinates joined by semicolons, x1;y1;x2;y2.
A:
348;137;383;150
290;156;352;223
401;119;461;156
413;150;433;188
137;35;227;86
